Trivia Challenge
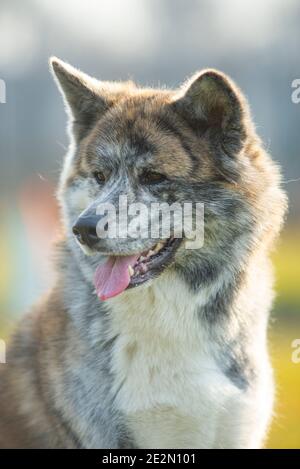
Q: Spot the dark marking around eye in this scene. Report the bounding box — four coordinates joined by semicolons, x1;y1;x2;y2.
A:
139;170;168;185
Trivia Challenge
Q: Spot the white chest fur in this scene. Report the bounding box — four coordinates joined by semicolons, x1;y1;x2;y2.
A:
107;273;242;449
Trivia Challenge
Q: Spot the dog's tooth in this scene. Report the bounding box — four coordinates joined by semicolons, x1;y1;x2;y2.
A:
128;265;134;277
140;255;146;261
147;250;154;257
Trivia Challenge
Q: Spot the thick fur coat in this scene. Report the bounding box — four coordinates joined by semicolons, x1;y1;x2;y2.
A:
0;58;287;448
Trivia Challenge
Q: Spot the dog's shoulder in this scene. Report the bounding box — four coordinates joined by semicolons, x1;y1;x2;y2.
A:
0;288;76;448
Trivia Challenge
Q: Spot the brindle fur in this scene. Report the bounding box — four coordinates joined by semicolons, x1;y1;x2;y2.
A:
0;58;287;448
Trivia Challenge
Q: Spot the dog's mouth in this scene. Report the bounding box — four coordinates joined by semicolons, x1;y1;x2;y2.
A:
94;237;182;301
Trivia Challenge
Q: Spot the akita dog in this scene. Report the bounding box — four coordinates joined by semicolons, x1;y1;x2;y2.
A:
0;58;287;448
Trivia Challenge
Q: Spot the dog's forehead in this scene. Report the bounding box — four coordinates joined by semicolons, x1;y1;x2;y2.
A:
92;128;157;165
86;100;166;166
79;94;206;179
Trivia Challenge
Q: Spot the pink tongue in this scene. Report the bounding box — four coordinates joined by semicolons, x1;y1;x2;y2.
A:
94;255;139;300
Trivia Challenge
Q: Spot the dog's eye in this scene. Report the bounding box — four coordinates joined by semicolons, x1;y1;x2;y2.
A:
140;170;167;185
94;171;106;185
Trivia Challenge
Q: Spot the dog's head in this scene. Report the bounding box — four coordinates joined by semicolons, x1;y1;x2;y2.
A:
50;58;286;300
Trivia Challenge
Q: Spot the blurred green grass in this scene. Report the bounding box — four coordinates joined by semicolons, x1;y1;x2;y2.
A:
267;322;300;448
266;226;300;448
272;227;300;310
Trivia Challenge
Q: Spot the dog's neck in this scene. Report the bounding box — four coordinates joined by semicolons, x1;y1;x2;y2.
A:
60;237;239;345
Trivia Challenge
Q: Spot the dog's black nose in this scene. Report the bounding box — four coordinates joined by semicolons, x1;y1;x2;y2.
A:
72;216;99;248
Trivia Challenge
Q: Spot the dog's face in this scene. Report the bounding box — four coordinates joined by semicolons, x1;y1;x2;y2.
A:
50;58;274;300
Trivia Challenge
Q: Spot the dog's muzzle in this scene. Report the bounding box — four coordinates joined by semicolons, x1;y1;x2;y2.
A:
72;214;100;249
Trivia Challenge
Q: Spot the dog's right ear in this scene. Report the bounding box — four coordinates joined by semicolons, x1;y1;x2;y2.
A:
49;57;108;141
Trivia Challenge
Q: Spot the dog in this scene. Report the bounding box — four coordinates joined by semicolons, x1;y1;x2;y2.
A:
0;58;287;448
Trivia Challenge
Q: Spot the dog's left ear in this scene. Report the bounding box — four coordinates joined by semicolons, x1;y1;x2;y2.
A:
50;57;109;141
173;69;249;158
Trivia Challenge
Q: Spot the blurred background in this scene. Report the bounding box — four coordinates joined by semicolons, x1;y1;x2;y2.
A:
0;0;299;448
